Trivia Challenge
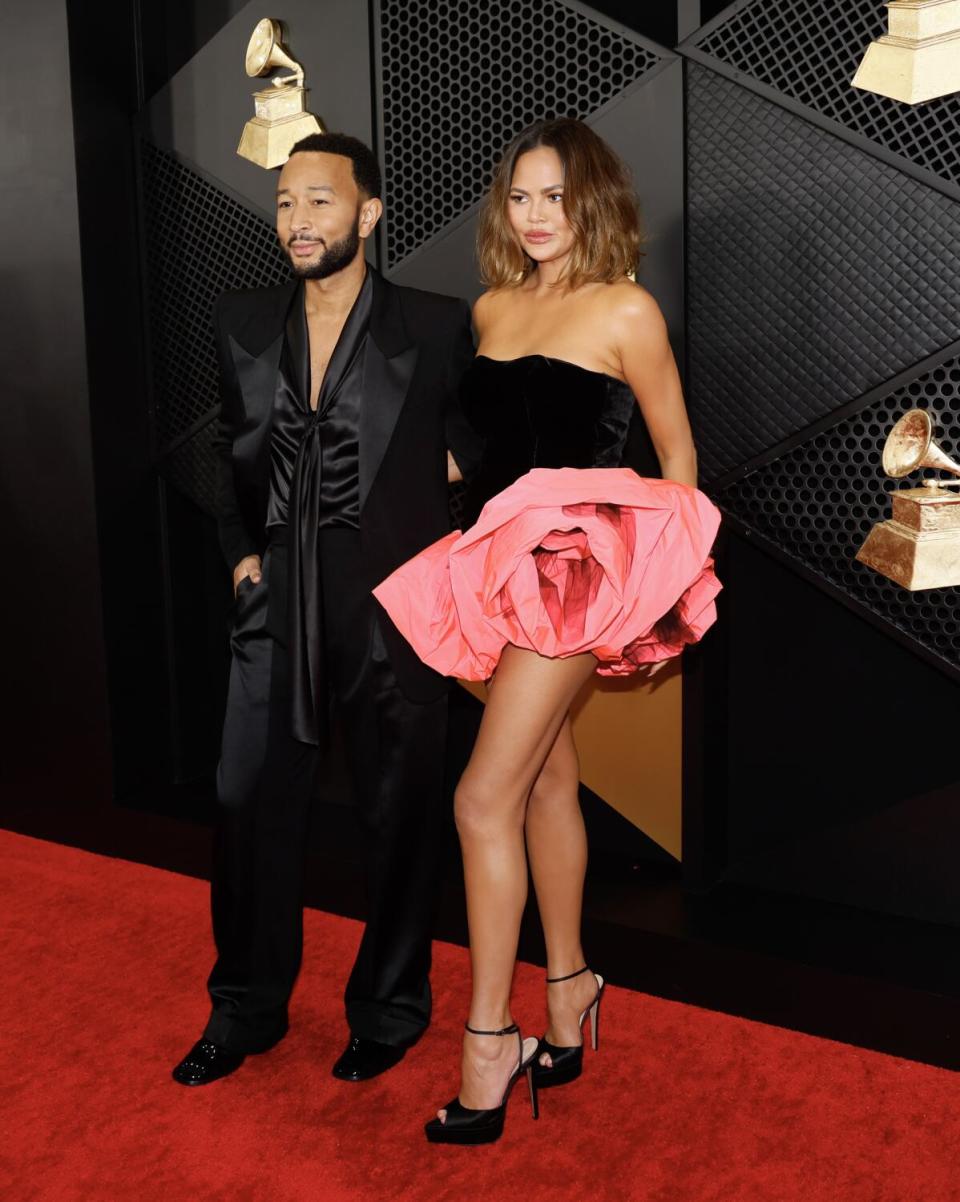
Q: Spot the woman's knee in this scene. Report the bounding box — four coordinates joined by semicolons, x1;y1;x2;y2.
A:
454;776;524;839
527;749;579;812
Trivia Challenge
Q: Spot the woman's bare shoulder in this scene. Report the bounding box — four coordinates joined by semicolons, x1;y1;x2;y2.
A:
600;280;667;348
601;278;663;320
472;287;519;333
472;288;498;329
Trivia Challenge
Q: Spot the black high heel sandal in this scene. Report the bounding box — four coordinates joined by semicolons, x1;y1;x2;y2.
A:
424;1022;540;1145
532;966;605;1089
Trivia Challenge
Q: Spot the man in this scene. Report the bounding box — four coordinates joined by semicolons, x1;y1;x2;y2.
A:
172;132;477;1086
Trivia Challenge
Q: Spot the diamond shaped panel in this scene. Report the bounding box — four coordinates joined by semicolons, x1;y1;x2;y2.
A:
141;142;290;453
687;66;960;484
166;419;220;518
692;0;960;190
722;354;960;672
378;0;663;267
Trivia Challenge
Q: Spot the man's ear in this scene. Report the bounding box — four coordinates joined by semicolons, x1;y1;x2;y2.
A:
359;196;384;240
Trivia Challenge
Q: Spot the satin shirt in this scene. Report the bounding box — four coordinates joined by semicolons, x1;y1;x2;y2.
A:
266;271;373;531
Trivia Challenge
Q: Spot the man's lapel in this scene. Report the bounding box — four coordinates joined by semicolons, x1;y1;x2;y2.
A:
360;268;419;511
230;280;297;430
226;280;298;470
283;281;310;408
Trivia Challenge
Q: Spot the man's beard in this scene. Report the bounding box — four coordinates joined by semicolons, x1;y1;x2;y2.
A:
286;223;360;279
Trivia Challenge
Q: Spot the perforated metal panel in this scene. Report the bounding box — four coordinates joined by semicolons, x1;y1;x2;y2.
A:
723;354;960;670
686;67;960;485
378;0;663;268
691;0;960;189
167;420;220;518
141;143;290;452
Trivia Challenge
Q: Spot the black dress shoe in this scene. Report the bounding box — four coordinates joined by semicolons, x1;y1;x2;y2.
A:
172;1038;246;1086
331;1035;406;1082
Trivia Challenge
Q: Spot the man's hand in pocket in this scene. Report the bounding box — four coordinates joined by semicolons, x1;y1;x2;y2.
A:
233;555;263;598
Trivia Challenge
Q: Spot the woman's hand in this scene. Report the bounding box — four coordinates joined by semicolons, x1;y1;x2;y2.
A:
233;554;262;597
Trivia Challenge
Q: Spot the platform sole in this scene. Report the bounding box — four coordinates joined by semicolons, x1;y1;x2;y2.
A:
424;1120;506;1145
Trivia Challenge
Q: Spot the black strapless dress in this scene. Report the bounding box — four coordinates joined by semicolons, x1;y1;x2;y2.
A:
374;356;721;680
460;355;658;529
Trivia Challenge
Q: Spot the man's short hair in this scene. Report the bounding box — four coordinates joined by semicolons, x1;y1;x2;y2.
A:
287;132;382;200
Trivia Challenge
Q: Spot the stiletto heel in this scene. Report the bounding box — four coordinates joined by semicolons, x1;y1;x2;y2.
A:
425;1022;540;1145
533;965;605;1089
589;992;600;1052
525;1062;539;1120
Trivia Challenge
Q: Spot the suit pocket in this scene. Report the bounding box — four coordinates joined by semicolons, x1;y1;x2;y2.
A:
231;573;263;634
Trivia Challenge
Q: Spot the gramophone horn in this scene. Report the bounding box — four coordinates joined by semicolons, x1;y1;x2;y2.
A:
245;18;302;82
881;408;960;480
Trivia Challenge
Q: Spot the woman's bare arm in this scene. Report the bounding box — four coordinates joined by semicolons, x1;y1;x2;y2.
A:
614;288;697;488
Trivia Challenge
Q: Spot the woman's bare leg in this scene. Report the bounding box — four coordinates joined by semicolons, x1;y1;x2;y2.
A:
439;645;595;1120
524;718;599;1058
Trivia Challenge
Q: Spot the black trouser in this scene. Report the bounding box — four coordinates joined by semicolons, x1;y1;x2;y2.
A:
204;531;447;1054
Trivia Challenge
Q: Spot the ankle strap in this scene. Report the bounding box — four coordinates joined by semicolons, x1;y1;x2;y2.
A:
464;1022;519;1036
546;965;590;984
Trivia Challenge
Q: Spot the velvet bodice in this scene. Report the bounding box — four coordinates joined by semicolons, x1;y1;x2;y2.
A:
460;354;653;528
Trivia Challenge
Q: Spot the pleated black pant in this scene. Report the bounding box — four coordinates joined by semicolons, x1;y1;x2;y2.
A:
204;531;447;1054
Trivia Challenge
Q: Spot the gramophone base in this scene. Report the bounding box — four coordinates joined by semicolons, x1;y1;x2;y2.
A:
237;112;324;170
853;30;960;104
856;519;960;590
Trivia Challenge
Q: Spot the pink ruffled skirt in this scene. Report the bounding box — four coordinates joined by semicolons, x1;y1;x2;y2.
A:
373;467;722;680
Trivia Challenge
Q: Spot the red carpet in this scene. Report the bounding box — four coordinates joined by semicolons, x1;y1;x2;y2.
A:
1;829;958;1202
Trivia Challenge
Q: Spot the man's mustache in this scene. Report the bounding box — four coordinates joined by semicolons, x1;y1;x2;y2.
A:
287;235;325;247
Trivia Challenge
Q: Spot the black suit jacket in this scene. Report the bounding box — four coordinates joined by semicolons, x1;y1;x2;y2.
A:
213;265;479;702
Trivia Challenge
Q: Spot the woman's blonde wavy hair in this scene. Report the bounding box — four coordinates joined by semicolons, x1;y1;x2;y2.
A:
476;118;642;291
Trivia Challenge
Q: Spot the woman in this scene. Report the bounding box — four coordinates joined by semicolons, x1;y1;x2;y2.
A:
375;119;719;1144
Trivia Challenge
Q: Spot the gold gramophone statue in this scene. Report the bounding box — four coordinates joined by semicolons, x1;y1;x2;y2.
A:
856;409;960;590
237;18;324;169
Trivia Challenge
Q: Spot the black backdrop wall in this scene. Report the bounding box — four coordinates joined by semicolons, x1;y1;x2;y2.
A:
1;0;110;804
681;2;960;927
5;0;959;974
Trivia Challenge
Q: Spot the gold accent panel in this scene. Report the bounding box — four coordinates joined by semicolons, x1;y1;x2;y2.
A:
852;1;960;104
459;662;683;861
571;664;682;861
